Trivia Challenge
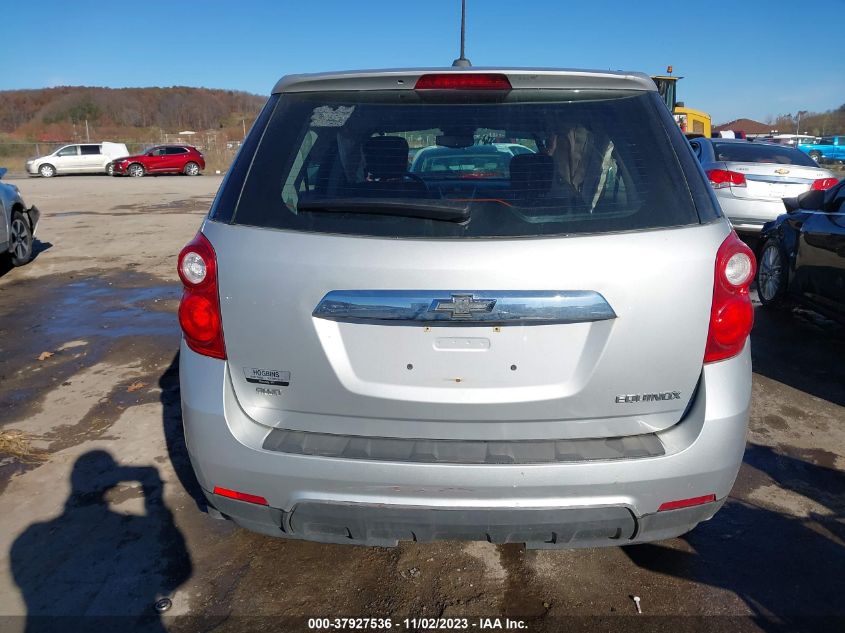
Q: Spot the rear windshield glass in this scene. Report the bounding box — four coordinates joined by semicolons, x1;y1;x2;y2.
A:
713;142;818;167
230;90;702;238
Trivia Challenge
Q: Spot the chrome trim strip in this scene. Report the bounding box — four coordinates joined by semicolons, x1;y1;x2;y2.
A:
742;175;813;185
313;290;616;326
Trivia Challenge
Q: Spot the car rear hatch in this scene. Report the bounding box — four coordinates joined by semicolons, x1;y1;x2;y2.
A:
723;161;831;200
204;69;726;443
207;221;724;441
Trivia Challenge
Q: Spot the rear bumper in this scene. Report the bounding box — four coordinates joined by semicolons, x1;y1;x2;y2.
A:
716;194;789;232
180;341;751;547
208;493;725;548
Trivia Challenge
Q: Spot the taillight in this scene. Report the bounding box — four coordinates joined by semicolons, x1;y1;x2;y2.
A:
704;231;756;363
415;73;511;90
811;177;838;191
178;233;226;359
706;169;746;189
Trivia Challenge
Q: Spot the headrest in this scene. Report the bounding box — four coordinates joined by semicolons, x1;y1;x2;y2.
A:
363;136;410;181
510;153;553;195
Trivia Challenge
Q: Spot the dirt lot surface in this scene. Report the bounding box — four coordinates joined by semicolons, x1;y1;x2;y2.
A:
0;175;843;633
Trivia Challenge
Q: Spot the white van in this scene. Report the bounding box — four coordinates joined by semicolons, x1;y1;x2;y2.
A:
25;142;129;177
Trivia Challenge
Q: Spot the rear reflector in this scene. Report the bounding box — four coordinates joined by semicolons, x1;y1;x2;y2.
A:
812;177;838;191
657;494;716;512
415;73;512;90
706;168;746;189
212;486;268;506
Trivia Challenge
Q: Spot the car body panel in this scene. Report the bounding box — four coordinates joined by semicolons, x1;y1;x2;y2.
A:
272;67;658;94
25;142;128;176
180;338;750;547
53;145;81;172
0;168;39;260
797;210;845;311
766;134;816;147
111;145;205;175
798;136;845;162
726;163;828;201
180;66;750;547
758;180;845;321
691;137;836;232
205;218;726;441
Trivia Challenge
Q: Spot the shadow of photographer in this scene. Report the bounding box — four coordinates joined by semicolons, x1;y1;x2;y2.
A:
10;449;192;632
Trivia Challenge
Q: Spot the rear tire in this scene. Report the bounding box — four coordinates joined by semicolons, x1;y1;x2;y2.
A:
9;210;33;266
39;164;56;178
756;237;788;307
809;151;823;164
127;163;145;177
184;161;200;176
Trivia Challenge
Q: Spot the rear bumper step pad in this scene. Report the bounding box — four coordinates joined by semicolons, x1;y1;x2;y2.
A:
261;428;664;464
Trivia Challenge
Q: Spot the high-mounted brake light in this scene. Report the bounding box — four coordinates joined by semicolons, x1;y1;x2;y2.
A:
706;169;746;189
658;494;716;512
213;486;268;506
414;73;511;90
704;231;756;364
178;233;226;359
811;177;838;191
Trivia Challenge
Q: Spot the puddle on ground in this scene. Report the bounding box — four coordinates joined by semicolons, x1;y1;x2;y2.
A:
46;278;178;339
0;270;181;426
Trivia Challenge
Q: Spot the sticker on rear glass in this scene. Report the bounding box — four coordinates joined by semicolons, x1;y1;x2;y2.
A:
310;105;355;127
243;368;290;387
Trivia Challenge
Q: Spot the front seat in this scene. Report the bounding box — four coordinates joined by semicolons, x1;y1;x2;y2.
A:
361;136;427;196
510;153;554;199
510;152;582;214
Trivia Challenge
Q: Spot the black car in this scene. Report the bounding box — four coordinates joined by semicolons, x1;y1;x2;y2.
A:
756;178;845;322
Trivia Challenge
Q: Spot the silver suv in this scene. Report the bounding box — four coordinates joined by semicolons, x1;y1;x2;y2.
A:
178;68;755;548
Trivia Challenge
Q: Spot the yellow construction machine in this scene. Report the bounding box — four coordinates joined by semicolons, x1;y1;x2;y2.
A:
651;66;712;138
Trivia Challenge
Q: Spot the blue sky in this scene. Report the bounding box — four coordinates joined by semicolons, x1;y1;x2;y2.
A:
2;0;843;124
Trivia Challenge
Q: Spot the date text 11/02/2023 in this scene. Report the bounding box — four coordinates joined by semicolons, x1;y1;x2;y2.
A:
307;617;528;630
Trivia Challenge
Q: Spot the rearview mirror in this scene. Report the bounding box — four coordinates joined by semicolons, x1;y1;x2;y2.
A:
0;167;6;180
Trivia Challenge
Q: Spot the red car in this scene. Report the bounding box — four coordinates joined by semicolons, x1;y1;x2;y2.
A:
111;145;205;177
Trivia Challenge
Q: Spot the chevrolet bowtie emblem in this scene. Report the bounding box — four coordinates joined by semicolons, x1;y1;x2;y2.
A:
775;168;790;174
432;294;496;318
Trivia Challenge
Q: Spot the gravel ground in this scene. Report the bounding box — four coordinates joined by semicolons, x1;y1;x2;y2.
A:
0;175;843;633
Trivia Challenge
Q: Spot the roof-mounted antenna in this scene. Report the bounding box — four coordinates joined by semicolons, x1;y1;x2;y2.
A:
452;0;471;67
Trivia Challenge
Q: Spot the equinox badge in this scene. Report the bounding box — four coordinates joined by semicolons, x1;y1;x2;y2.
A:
616;391;681;403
